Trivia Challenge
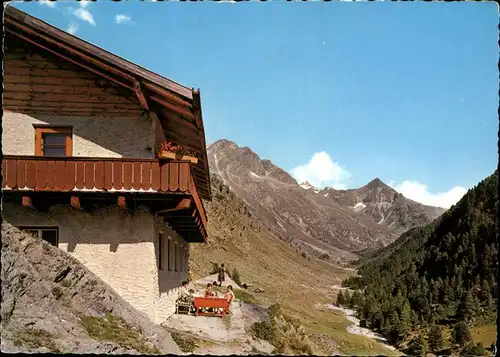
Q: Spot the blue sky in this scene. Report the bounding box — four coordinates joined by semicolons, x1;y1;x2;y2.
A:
12;0;499;208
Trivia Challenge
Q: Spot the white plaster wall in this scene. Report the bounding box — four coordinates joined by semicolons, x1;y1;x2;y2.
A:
3;202;189;324
2;111;154;158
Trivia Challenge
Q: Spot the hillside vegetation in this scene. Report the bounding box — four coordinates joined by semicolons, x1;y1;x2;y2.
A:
342;171;498;355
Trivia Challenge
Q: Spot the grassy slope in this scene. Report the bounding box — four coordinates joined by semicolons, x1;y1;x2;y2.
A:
189;175;399;356
470;324;497;348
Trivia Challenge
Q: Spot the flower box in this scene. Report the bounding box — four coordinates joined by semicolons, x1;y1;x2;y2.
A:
157;140;199;164
158;150;198;164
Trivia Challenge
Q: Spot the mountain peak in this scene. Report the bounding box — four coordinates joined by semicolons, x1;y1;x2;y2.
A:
209;139;239;151
365;177;388;188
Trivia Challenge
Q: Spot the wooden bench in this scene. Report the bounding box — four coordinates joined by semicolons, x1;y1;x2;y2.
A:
175;300;194;315
194;297;229;318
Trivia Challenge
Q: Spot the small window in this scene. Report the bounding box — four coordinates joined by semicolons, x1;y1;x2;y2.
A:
174;242;179;272
34;126;73;157
179;243;184;272
20;227;59;247
168;238;175;272
158;233;165;270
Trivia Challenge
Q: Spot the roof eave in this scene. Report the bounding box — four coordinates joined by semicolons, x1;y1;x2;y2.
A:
192;89;212;202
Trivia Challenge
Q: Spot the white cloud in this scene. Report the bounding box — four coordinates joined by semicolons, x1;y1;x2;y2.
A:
39;0;56;7
79;0;91;8
72;7;95;26
388;180;467;209
291;152;351;189
66;22;79;35
115;14;132;25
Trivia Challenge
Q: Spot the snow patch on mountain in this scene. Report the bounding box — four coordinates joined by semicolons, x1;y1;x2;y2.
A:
300;181;320;193
351;202;367;212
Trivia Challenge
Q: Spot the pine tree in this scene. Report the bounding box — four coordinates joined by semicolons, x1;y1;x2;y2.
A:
408;334;428;357
451;321;472;347
336;290;345;306
351;290;364;307
344;291;352;308
400;301;412;335
374;311;384;331
458;292;474;322
428;324;444;353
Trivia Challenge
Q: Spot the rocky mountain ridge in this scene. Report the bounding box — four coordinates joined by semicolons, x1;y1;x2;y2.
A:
207;139;444;261
0;223;181;354
319;178;445;234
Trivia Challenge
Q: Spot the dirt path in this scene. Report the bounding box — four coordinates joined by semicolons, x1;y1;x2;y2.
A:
326;304;396;351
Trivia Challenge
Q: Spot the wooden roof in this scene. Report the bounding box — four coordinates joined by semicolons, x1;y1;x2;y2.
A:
4;6;211;201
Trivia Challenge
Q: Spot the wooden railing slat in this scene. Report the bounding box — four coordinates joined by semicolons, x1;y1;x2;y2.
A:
141;162;151;190
132;162;142;190
55;161;66;190
123;162;133;190
84;161;94;189
65;161;76;191
94;161;104;190
75;161;85;189
160;162;169;191
179;162;189;192
169;162;179;191
46;160;56;190
17;159;26;188
151;161;161;190
36;160;47;190
104;161;113;190
1;160;7;188
6;159;17;189
113;161;123;190
26;160;37;189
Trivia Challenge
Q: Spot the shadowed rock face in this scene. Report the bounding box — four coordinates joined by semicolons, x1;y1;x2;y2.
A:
207;139;444;261
1;222;181;354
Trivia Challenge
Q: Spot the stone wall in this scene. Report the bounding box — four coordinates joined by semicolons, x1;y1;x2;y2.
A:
2;202;188;324
1;111;154;159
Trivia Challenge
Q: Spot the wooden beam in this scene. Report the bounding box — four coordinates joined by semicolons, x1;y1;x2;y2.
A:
177;198;192;210
70;196;80;209
156;198;192;214
118;196;127;209
22;196;32;207
192;89;212;202
150;95;195;121
143;82;193;110
151;112;167;157
134;80;150;111
5;29;134;93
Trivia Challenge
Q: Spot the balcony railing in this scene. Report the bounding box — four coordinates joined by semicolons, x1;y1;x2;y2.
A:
2;155;207;240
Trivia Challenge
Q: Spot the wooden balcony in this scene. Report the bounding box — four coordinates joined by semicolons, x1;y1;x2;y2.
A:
2;155;207;242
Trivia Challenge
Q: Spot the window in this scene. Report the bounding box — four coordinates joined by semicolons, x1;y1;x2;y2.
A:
20;226;59;247
34;126;73;157
179;243;184;272
158;233;166;270
168;238;175;271
175;242;179;272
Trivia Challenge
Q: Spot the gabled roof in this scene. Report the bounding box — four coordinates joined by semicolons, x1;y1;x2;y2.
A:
4;5;211;201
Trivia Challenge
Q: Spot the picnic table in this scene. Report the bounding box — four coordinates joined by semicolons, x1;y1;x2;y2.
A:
194;297;229;318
